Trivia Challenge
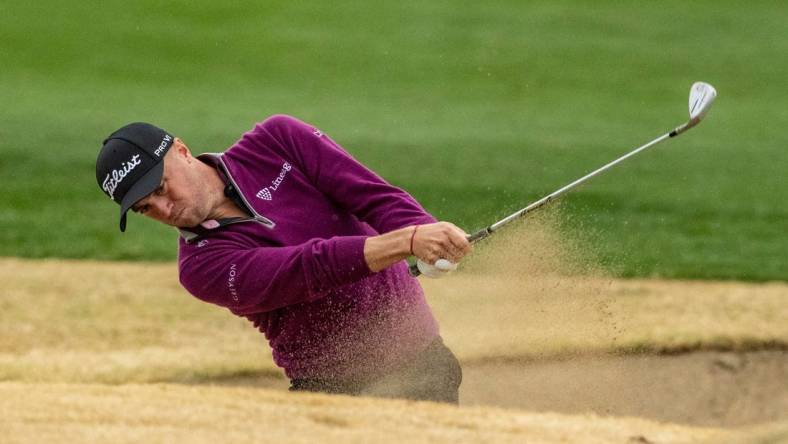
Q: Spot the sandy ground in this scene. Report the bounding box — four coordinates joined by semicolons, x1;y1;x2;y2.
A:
0;381;755;444
461;350;787;427
199;350;788;428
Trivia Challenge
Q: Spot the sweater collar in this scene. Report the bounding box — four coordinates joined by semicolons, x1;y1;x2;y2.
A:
178;152;275;242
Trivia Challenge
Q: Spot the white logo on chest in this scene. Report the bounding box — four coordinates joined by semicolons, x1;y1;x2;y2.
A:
256;188;272;200
256;162;292;201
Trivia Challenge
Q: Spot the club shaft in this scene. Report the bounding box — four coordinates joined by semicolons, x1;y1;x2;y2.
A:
468;130;676;243
411;121;689;277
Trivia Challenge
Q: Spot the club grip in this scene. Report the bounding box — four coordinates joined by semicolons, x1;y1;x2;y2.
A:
467;227;491;243
408;227;491;277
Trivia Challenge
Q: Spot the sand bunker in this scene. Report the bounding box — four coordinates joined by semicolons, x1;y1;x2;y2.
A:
2;381;745;444
461;350;787;427
197;350;787;428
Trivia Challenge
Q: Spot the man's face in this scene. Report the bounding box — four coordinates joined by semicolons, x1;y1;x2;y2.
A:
130;139;214;228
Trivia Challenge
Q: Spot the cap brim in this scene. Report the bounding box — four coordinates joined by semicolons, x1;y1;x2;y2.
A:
118;161;164;232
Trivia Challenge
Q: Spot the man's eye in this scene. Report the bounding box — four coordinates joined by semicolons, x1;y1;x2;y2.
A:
154;185;165;196
138;205;149;214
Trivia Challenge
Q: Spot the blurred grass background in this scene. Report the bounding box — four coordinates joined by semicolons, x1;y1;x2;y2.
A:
1;1;786;280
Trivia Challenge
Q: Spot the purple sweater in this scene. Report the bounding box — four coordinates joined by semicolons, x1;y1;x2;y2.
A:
177;115;440;380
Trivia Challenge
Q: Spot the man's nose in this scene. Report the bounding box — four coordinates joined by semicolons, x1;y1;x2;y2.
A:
148;196;171;218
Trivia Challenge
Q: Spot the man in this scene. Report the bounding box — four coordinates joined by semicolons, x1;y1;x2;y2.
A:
95;115;472;403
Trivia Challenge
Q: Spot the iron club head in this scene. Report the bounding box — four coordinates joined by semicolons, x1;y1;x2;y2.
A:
688;82;717;125
671;81;717;136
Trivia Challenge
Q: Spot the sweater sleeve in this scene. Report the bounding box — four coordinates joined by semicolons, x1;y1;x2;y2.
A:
178;235;371;313
254;115;437;233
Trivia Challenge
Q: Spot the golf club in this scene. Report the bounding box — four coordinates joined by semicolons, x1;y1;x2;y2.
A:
410;81;717;277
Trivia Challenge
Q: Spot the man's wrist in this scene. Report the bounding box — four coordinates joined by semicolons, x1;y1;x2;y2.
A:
363;226;415;272
393;225;415;257
409;225;419;255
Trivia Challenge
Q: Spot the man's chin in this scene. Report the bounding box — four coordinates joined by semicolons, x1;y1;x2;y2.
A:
173;220;196;229
173;214;207;229
169;209;195;228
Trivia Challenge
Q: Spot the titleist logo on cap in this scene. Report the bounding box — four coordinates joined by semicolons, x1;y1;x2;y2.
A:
102;154;142;200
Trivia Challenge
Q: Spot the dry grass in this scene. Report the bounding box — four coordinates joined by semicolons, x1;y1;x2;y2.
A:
1;248;786;384
429;275;788;361
0;258;276;384
0;381;742;444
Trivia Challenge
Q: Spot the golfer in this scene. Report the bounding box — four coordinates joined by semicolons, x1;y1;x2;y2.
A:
95;115;472;403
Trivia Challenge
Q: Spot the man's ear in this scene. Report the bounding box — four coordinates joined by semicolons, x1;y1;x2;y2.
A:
172;138;193;161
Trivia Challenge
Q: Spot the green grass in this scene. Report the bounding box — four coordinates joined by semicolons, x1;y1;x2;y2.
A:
1;1;786;280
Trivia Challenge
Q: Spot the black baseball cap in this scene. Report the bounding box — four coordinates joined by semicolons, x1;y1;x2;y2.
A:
96;122;174;232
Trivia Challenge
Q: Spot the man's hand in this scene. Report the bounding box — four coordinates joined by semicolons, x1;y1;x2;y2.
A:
363;222;472;274
410;222;472;265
